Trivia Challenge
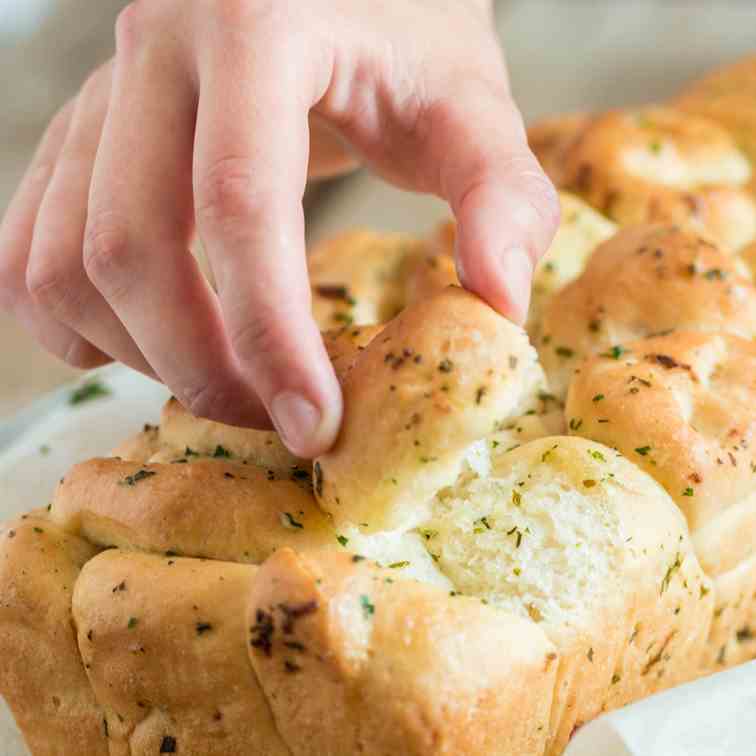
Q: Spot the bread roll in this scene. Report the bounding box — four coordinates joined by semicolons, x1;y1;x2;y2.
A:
676;54;756;165
553;106;756;251
155;397;303;473
539;224;756;398
0;515;106;756
418;435;712;754
73;550;289;756
110;423;161;462
315;286;546;532
565;331;756;530
309;230;426;328
528;113;592;186
247;548;557;756
50;457;334;562
528;193;617;339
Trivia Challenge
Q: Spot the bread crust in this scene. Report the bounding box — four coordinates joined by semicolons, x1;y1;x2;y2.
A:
540;224;756;397
315;286;546;532
0;515;106;756
553;106;756;251
248;548;557;756
73;550;289;756
676;55;756;165
50;457;334;562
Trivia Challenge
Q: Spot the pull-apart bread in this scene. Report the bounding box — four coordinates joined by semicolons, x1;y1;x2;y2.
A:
4;55;756;756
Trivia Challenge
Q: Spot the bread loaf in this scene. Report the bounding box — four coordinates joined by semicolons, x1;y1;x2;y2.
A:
5;53;756;756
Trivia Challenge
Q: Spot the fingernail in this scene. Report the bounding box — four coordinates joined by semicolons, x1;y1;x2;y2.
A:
498;246;533;326
270;391;322;455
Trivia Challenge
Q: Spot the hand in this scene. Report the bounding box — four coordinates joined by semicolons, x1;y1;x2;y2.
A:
0;0;559;458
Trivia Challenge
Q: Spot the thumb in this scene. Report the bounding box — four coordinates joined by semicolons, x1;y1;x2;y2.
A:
424;85;560;324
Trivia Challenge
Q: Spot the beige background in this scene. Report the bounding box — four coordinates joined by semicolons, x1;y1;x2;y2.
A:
1;0;755;419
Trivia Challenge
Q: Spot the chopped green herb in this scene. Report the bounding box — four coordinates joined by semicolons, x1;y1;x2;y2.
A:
69;380;111;406
555;346;574;358
682;487;694;497
39;444;51;455
359;594;375;619
592;394;605;403
587;647;594;662
336;535;349;547
634;446;652;456
119;469;156;487
438;358;454;373
588;449;606;462
127;617;139;630
569;418;583;431
601;345;627;360
389;561;410;569
213;445;231;458
660;552;682;594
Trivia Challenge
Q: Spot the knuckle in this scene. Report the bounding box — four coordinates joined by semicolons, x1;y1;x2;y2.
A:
26;254;75;310
229;310;278;362
196;158;262;227
82;211;134;292
182;383;231;422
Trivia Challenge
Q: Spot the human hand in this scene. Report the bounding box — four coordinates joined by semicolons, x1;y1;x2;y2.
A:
0;0;559;457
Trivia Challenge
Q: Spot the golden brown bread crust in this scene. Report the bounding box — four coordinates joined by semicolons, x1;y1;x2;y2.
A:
309;230;426;329
73;550;289;756
528;193;616;340
248;548;557;756
527;113;592;186
539;224;756;398
157;397;303;473
675;55;756;164
565;330;756;531
315;286;546;532
110;424;161;462
50;457;335;562
553;106;756;251
0;515;107;756
322;323;384;382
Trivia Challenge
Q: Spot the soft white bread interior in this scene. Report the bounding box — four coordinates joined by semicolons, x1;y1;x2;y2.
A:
73;550;289;756
248;548;558;756
314;285;547;532
539;224;756;398
0;515;107;756
415;435;712;754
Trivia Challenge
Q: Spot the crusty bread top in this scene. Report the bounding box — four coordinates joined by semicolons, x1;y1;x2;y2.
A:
315;286;546;532
73;550;289;756
539;224;756;398
565;330;756;531
248;548;557;756
550;106;756;251
528;113;592;186
156;396;303;473
51;457;335;562
309;229;426;329
676;54;756;164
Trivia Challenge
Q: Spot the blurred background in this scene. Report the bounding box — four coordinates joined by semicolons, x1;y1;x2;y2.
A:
1;0;755;418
